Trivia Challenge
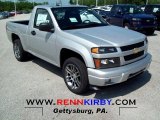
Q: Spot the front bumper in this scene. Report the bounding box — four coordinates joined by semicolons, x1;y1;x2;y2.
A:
130;23;157;30
87;54;152;86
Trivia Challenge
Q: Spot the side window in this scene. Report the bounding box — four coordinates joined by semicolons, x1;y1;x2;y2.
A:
111;6;116;14
34;8;53;28
111;6;119;14
145;6;153;13
153;7;160;13
95;9;100;14
115;7;120;14
100;10;106;16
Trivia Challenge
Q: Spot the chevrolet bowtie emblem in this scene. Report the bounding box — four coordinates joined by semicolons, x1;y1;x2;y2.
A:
133;48;140;54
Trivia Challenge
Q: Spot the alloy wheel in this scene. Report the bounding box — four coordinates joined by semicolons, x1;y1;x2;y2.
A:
65;64;81;90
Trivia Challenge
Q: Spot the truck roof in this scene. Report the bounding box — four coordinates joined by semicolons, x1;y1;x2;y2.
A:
35;5;87;9
145;4;160;6
113;4;136;6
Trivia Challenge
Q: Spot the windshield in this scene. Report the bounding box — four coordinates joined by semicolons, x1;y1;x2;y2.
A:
145;5;160;14
51;7;108;30
122;5;143;14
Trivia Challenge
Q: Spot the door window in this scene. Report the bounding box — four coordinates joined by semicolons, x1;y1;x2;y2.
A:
34;8;53;28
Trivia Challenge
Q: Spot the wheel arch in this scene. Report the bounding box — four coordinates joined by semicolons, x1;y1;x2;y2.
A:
11;33;20;43
123;19;130;26
11;33;27;51
60;48;87;68
59;48;94;68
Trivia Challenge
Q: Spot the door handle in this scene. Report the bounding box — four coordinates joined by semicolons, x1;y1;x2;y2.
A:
31;31;36;35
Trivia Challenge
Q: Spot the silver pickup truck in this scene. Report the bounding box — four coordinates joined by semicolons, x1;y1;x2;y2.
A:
6;5;151;94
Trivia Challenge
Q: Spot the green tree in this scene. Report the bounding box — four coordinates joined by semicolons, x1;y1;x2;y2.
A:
70;0;75;4
18;0;27;2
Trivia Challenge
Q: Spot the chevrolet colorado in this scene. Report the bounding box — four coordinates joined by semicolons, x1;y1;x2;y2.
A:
6;5;151;94
144;4;160;29
107;4;157;35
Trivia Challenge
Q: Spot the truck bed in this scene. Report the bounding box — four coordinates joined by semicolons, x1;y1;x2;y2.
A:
6;20;29;43
12;20;29;25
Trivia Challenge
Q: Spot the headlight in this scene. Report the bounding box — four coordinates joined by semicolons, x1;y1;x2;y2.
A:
91;47;117;54
94;57;120;69
132;18;141;21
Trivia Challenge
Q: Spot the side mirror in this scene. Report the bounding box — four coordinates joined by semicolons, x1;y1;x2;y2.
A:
39;22;54;33
102;15;107;19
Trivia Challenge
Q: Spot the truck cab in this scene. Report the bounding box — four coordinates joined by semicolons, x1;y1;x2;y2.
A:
108;4;157;35
144;4;160;29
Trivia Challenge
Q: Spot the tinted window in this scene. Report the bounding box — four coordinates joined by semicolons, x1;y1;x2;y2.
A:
98;10;105;15
115;7;120;13
122;5;143;14
145;5;160;14
51;7;108;30
94;9;100;14
111;6;117;14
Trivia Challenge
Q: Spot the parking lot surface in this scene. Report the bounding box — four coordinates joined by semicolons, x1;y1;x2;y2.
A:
0;14;160;120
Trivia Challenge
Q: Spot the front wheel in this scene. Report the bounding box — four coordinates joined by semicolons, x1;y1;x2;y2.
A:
124;23;130;29
146;29;155;35
62;57;89;94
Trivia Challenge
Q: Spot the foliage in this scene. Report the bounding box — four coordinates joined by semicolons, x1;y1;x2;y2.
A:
0;1;42;12
0;0;160;12
71;0;160;6
70;0;75;4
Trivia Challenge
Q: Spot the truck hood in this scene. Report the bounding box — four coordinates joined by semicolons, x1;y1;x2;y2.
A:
65;25;145;47
128;13;155;19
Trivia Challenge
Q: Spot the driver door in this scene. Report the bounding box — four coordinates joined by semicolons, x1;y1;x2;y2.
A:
27;8;57;64
110;6;123;26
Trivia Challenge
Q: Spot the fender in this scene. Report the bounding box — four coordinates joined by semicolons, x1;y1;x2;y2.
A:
56;35;95;68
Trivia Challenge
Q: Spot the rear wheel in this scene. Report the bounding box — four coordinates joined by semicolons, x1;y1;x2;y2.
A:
62;57;89;94
13;39;29;61
124;23;130;29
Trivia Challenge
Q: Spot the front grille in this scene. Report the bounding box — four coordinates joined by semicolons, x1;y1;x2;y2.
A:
124;51;144;61
120;41;144;51
141;18;154;25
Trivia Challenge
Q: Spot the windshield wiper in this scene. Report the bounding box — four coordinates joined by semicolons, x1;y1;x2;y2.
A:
62;22;107;30
86;22;102;26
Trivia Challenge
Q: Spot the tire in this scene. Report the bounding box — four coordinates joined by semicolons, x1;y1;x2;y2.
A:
146;29;155;35
13;39;29;61
124;23;130;29
62;57;89;94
